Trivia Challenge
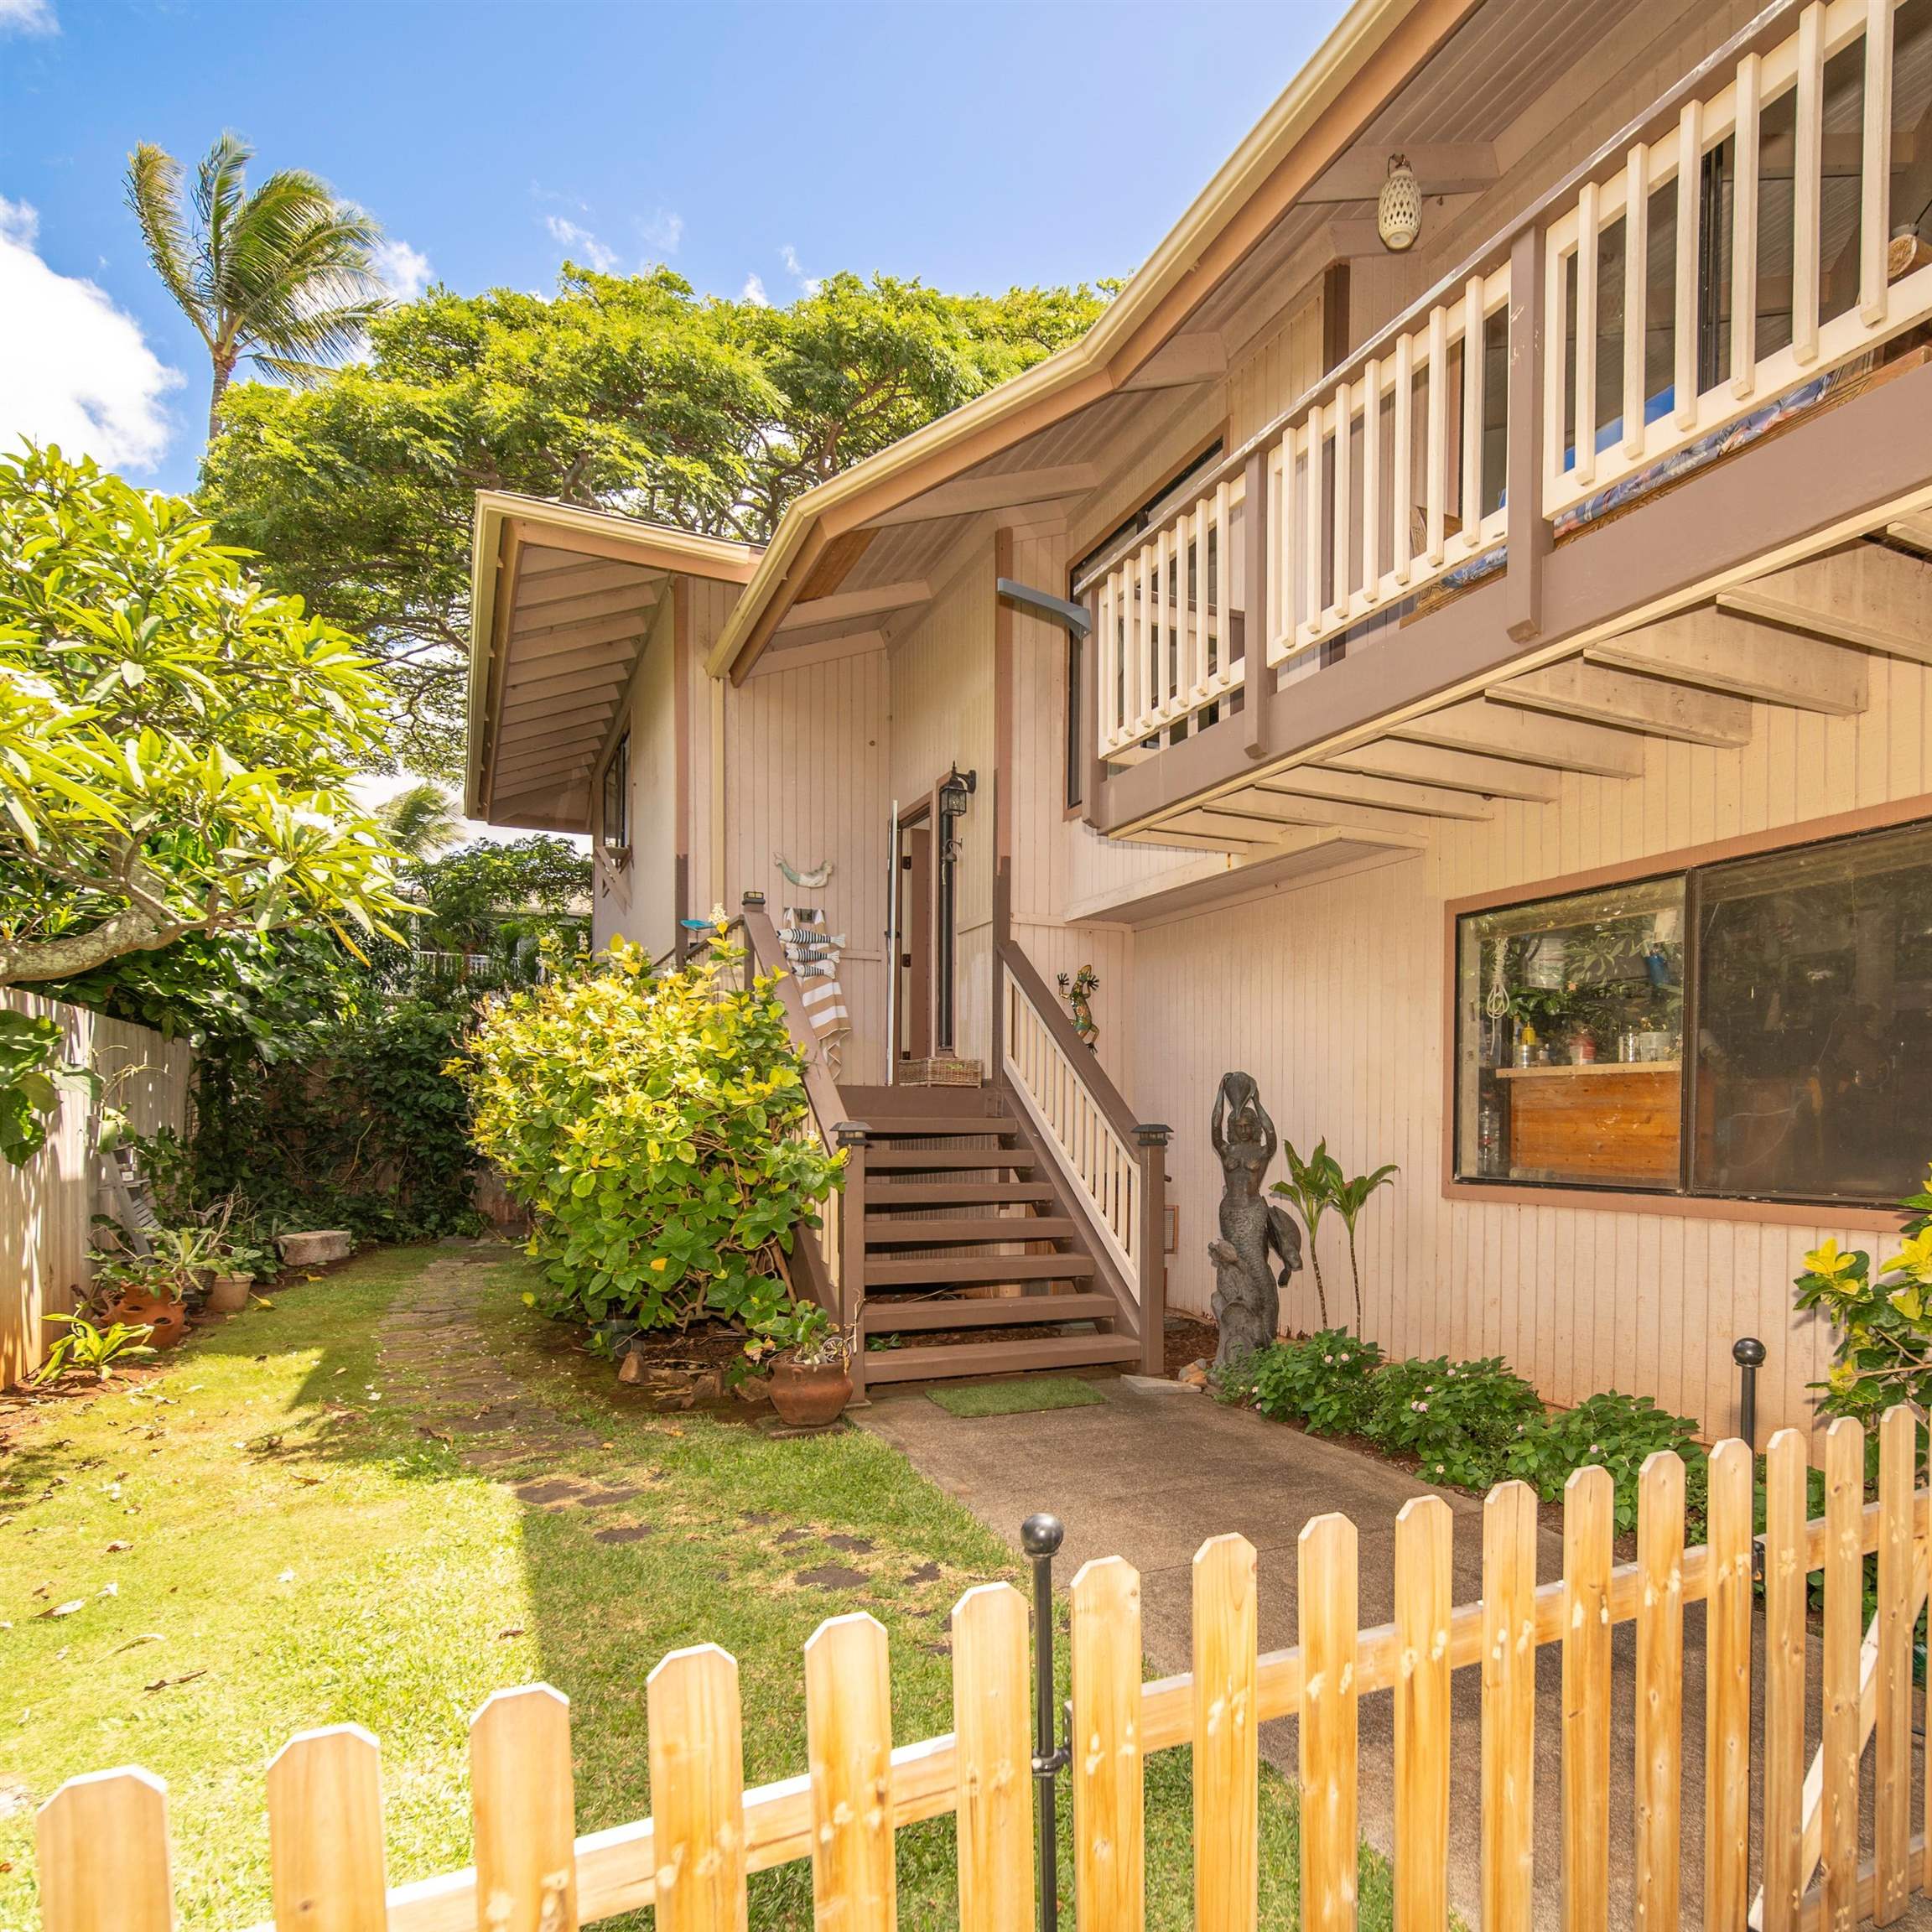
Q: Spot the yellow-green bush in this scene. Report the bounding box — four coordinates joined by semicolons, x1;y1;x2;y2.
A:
458;932;840;1333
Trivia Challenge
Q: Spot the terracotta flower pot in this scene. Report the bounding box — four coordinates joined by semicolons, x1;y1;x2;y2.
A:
207;1272;252;1315
769;1358;852;1427
108;1289;187;1350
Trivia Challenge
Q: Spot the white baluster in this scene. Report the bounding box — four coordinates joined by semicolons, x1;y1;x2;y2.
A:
1675;98;1701;430
1304;407;1325;636
1462;276;1486;530
1576;179;1600;487
1426;304;1449;563
1361;357;1381;603
1623;144;1649;461
1793;3;1823;366
1213;477;1232;683
1393;334;1414;585
1732;53;1761;398
1331;381;1352;623
1862;0;1893;328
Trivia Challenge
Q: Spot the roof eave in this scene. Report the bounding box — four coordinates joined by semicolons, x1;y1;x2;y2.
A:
464;491;761;823
706;0;1451;683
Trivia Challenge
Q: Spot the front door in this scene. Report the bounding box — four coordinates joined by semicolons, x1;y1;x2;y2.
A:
897;813;932;1065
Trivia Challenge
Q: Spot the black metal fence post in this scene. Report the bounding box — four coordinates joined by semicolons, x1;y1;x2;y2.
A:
1733;1336;1765;1451
1021;1511;1067;1932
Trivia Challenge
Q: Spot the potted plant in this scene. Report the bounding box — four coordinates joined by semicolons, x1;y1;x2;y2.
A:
89;1223;221;1344
90;1252;191;1349
750;1303;854;1426
205;1233;270;1313
199;1200;273;1313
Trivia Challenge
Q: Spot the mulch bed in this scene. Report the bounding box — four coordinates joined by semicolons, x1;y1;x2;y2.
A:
1162;1315;1219;1377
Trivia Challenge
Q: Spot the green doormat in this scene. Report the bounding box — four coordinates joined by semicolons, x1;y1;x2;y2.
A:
927;1377;1108;1417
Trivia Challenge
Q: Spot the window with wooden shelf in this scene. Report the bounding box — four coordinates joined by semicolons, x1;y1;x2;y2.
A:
1452;818;1932;1208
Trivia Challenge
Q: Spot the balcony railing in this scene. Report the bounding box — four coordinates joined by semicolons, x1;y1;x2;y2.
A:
1094;472;1246;758
1542;0;1932;515
1268;266;1511;659
1090;0;1932;800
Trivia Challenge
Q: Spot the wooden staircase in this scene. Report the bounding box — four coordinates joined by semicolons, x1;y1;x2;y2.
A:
739;885;1168;1398
839;1089;1143;1389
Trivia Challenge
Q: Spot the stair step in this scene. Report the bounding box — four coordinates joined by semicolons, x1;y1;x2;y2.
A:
867;1181;1057;1207
860;1115;1016;1138
866;1253;1095;1287
864;1216;1080;1247
863;1292;1121;1333
865;1148;1040;1172
861;1332;1140;1385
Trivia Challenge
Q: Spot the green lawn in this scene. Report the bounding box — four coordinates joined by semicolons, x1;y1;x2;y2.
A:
0;1246;1386;1930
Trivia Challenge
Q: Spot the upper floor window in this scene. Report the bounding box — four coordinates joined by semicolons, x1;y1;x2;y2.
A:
1454;817;1932;1208
600;729;631;854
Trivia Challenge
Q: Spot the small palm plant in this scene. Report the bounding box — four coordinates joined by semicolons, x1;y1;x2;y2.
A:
1331;1162;1399;1339
1270;1138;1344;1331
125;133;388;439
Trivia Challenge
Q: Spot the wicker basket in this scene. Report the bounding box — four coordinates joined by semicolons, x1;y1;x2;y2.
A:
897;1056;983;1088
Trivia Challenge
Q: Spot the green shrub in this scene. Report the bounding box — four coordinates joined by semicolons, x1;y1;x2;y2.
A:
458;931;841;1334
188;995;482;1242
1506;1389;1703;1532
1365;1354;1543;1488
1223;1330;1384;1436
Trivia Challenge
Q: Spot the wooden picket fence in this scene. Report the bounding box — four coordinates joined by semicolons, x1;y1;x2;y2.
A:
29;1410;1932;1932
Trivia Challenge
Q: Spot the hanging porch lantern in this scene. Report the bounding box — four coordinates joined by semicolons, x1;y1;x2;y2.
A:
1377;153;1422;253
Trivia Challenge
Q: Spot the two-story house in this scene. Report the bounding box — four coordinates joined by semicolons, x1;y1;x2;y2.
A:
465;0;1932;1438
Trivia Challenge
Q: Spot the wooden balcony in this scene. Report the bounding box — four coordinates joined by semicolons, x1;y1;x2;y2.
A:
1085;0;1932;844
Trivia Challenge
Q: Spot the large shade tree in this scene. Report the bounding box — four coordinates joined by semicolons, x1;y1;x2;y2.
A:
126;132;388;439
0;444;401;989
200;266;1109;773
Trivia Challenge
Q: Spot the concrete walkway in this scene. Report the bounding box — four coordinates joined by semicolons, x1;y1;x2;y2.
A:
860;1373;1924;1932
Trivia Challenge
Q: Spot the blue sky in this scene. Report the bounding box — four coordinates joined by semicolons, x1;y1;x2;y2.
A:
1;0;1348;496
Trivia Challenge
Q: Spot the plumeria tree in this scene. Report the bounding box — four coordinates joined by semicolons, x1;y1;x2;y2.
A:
0;444;402;990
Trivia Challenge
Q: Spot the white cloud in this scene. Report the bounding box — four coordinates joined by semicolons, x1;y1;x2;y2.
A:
0;198;179;470
371;236;433;302
544;214;616;273
637;209;683;256
740;273;768;306
0;0;57;34
781;243;822;297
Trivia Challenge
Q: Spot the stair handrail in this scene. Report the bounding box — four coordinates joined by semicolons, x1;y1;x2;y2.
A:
737;892;844;1317
995;932;1169;1373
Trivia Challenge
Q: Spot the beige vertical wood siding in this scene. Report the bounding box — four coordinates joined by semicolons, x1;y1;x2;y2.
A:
1225;293;1327;447
591;597;679;957
889;548;997;1067
1;992;192;1388
1132;654;1932;1443
725;647;891;1084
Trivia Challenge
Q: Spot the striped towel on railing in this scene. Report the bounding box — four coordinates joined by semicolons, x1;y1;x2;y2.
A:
779;906;849;1040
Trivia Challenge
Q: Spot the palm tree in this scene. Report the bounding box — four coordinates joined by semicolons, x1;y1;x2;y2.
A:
125;133;388;442
380;782;462;861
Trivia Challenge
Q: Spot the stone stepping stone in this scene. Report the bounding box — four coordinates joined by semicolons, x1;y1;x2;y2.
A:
513;1478;589;1508
822;1534;874;1554
593;1524;656;1545
795;1564;869;1590
905;1561;942;1584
